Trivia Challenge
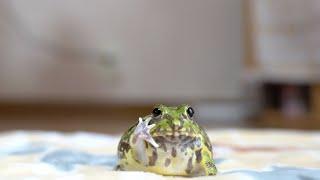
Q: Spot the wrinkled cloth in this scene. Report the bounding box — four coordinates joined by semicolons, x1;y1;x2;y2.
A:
0;129;320;179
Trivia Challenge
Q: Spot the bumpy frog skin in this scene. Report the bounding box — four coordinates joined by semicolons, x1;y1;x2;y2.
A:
117;105;217;176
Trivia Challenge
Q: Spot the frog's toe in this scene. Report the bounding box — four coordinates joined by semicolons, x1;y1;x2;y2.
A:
114;164;121;171
133;117;159;148
205;161;217;176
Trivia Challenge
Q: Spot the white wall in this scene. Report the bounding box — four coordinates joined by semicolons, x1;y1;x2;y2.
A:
0;0;244;103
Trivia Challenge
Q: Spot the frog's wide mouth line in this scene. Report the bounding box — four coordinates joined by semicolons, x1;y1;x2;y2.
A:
152;134;197;144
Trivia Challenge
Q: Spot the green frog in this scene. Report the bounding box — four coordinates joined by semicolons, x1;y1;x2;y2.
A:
117;104;217;176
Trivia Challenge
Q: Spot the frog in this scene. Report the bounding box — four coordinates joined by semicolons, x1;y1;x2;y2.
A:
117;104;217;176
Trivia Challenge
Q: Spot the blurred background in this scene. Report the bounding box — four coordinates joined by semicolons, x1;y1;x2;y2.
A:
0;0;319;134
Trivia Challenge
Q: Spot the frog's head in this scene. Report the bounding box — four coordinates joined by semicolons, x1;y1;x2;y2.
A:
149;104;196;142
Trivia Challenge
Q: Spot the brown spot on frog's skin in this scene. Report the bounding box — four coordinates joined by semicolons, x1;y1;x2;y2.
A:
195;148;202;163
134;157;141;164
164;158;171;167
204;141;212;151
119;142;131;153
170;134;177;141
180;136;196;151
160;143;167;152
206;161;215;169
182;136;193;143
118;152;124;159
179;135;186;140
177;125;184;130
148;150;158;166
153;136;167;152
185;156;193;174
171;147;177;157
115;165;121;170
190;143;195;150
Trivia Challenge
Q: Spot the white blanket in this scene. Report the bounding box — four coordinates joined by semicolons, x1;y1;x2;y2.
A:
0;129;320;179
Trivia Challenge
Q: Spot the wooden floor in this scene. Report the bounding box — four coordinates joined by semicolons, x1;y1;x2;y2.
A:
0;102;154;134
0;102;318;134
0;102;256;134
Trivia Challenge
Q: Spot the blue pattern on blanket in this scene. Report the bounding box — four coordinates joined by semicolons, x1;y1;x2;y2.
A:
0;143;47;156
10;144;47;155
1;131;320;179
214;158;225;164
41;149;117;171
226;166;320;180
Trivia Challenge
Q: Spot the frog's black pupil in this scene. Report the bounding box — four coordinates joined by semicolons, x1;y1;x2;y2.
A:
152;108;162;117
187;107;194;117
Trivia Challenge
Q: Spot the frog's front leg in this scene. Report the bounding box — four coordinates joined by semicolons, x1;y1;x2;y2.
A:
200;150;217;176
204;159;217;176
132;117;159;148
131;117;159;165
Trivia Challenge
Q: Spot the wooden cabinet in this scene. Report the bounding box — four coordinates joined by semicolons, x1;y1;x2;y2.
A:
245;0;320;129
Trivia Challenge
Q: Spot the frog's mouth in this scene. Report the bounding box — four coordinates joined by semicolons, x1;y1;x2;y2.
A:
152;132;196;144
149;122;197;144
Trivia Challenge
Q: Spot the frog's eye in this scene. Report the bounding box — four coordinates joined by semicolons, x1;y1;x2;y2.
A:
187;107;194;118
152;108;162;117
